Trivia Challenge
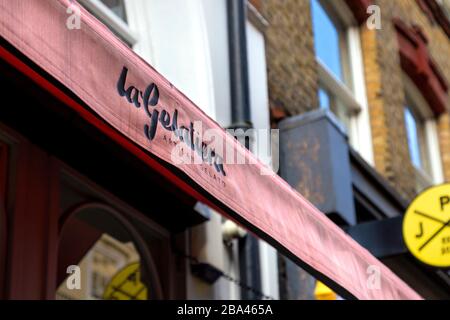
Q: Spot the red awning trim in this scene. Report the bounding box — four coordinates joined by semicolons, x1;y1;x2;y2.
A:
394;18;448;115
0;0;421;299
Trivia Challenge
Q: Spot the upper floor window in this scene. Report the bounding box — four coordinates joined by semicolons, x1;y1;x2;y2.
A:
79;0;137;46
404;107;425;170
311;0;343;81
99;0;127;22
403;75;444;191
311;0;374;165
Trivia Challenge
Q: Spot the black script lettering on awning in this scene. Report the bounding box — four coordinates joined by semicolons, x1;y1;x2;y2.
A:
117;67;226;176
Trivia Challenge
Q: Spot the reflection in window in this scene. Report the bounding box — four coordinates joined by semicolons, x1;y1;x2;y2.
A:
311;0;357;135
56;207;150;300
402;73;444;191
318;88;331;110
404;107;423;169
311;0;343;81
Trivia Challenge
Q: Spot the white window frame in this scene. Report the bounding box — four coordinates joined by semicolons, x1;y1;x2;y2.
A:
78;0;156;70
313;0;374;165
403;74;444;190
78;0;138;46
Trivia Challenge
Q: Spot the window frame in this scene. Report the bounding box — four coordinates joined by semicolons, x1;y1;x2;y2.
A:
58;199;165;300
78;0;138;46
312;0;374;165
404;106;426;170
403;73;444;190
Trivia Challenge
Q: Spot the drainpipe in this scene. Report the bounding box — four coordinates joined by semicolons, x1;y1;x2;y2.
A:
227;0;262;300
227;0;252;130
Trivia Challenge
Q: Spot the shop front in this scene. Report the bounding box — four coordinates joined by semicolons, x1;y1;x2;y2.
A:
0;48;203;298
0;0;422;300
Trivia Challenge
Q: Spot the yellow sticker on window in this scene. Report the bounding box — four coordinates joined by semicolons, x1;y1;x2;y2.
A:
403;184;450;268
103;262;148;300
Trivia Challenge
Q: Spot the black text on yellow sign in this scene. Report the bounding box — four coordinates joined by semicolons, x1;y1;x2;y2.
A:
403;183;450;268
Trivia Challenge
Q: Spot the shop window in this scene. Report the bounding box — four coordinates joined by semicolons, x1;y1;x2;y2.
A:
311;0;374;164
403;75;443;191
56;203;162;300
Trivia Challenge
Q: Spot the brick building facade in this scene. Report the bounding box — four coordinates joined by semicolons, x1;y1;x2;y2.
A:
363;0;450;199
255;0;450;299
260;0;450;200
259;0;319;116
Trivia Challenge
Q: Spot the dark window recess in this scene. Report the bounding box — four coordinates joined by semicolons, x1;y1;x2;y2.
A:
100;0;127;23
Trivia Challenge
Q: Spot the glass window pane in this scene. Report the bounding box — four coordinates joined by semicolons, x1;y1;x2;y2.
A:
404;107;422;168
56;208;151;300
311;0;343;81
100;0;127;22
318;88;330;110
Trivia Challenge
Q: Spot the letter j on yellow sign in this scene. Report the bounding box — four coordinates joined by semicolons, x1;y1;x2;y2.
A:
403;183;450;268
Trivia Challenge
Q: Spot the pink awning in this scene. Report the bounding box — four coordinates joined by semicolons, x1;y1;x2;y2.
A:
0;0;421;299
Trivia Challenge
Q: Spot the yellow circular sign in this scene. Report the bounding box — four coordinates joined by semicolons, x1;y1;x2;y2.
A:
103;263;148;300
403;184;450;268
